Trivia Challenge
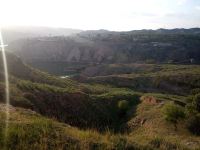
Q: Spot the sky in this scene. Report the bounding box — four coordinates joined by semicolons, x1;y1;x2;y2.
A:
0;0;199;31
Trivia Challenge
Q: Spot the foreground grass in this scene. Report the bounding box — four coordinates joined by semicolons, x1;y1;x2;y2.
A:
0;101;199;150
0;104;152;150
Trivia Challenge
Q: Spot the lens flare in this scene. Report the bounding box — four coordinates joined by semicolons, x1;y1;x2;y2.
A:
0;27;10;146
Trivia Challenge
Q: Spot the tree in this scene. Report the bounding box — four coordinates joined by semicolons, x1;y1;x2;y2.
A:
162;103;185;130
118;100;129;116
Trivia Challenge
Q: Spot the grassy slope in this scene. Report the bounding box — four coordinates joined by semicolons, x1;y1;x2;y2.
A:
1;52;141;130
0;104;142;150
1;100;199;150
0;52;200;149
127;100;200;150
8;80;141;130
81;64;200;95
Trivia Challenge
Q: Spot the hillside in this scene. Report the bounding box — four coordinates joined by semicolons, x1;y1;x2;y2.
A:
0;52;141;130
0;51;200;149
7;28;200;75
1;99;200;150
76;64;200;95
0;104;146;150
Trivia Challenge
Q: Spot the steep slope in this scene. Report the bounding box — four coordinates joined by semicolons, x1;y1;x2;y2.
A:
0;52;140;130
0;104;149;150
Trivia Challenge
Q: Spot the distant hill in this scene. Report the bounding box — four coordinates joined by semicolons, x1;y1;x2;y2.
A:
7;28;200;75
2;26;82;44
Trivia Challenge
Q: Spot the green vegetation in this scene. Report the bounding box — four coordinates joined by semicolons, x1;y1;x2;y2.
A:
0;52;200;149
1;53;141;131
193;94;200;112
185;93;200;135
1;104;198;150
162;103;185;130
186;114;200;135
118;100;129;115
83;64;200;95
0;105;149;150
118;100;129;111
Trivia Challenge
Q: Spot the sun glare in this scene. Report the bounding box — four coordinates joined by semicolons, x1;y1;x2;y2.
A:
0;0;199;30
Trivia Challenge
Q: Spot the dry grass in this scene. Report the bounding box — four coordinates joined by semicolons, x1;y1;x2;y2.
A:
127;101;200;149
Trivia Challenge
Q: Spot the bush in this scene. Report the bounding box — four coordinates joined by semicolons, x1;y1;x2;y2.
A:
118;100;129;111
162;103;185;130
118;100;129;115
186;114;200;135
186;94;200;135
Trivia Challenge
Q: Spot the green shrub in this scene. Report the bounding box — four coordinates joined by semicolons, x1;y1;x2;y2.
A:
186;93;200;115
186;114;200;135
186;94;200;135
118;100;129;116
162;103;185;130
118;100;129;111
185;103;198;115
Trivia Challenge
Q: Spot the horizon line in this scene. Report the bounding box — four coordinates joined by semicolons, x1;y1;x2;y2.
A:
1;25;200;32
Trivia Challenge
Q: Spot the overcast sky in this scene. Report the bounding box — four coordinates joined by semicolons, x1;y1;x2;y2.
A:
0;0;200;31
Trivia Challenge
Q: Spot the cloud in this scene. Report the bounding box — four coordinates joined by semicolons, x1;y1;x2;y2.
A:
195;6;200;10
131;12;158;17
164;12;186;17
177;0;187;5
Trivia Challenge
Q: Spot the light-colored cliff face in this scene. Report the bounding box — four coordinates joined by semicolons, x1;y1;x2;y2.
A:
8;29;200;65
